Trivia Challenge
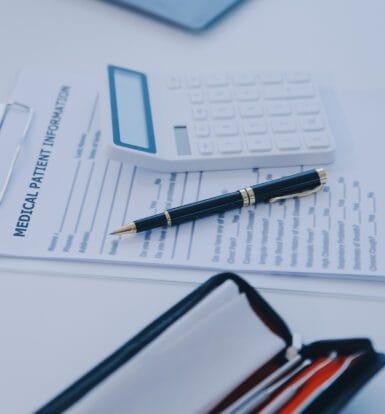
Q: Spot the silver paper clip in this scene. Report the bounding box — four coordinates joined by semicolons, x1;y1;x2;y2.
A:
0;101;34;204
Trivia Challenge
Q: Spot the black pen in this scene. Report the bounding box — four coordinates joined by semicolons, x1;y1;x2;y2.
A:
111;168;327;236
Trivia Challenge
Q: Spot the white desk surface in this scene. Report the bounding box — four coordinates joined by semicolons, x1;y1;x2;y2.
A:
1;0;385;412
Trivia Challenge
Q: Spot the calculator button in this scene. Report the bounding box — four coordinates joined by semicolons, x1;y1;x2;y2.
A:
246;136;272;152
214;121;238;136
235;87;259;101
186;75;201;88
271;118;297;133
192;106;207;120
267;101;292;116
265;85;287;100
300;116;324;131
211;104;235;119
305;133;330;149
260;72;282;84
197;140;214;155
286;84;315;98
205;74;229;87
233;73;255;86
217;138;243;154
294;100;320;114
286;71;310;83
209;89;232;103
167;76;181;89
275;135;301;150
189;90;204;104
239;103;264;118
243;120;267;135
195;122;210;137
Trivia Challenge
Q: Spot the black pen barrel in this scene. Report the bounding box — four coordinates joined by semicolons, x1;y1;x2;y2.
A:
251;169;322;202
135;191;243;232
133;169;325;233
135;213;167;232
169;191;242;226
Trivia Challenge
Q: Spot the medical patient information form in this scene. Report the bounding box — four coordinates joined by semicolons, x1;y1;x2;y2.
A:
0;67;383;281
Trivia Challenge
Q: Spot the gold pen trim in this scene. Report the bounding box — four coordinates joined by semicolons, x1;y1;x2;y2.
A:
239;188;250;207
164;210;172;227
245;187;256;206
316;168;327;185
269;185;323;203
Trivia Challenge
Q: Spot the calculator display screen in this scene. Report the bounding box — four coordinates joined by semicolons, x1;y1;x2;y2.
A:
108;66;156;153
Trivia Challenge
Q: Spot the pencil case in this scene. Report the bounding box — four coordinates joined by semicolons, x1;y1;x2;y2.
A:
35;273;385;414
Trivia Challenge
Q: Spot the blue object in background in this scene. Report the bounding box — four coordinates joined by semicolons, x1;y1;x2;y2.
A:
104;0;246;31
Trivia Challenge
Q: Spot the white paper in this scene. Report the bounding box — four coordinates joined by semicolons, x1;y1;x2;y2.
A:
0;67;384;282
69;292;285;414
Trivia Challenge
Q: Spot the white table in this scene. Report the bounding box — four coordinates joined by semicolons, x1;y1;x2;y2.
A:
1;0;385;412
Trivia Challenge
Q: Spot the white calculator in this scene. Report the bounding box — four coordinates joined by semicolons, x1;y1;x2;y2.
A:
102;65;335;172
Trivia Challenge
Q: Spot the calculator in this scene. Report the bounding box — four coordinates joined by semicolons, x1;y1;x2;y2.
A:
102;65;336;172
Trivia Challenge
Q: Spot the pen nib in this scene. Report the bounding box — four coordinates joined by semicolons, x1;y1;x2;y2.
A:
110;222;137;236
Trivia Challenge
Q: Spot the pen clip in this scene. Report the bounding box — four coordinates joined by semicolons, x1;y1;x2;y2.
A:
269;184;323;203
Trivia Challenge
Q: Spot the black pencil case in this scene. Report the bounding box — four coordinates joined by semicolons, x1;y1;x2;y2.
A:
35;273;385;414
